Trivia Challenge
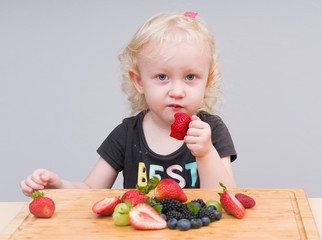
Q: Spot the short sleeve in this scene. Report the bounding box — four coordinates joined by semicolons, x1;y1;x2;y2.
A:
97;123;127;172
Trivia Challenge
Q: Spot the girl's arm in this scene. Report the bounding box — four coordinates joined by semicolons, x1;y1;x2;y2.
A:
20;157;118;196
83;157;118;189
195;149;236;188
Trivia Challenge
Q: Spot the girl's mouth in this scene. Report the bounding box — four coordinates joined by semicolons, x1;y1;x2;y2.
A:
168;104;183;109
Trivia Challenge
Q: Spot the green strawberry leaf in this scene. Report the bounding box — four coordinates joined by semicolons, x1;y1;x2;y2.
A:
219;182;227;191
31;190;44;199
136;176;160;195
145;197;163;214
186;202;200;216
145;197;158;206
152;204;163;214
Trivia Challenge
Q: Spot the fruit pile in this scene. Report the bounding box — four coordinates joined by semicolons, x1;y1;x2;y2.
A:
90;177;255;231
27;179;256;232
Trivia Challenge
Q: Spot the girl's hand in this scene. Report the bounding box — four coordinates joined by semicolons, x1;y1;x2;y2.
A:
20;168;61;196
185;115;213;158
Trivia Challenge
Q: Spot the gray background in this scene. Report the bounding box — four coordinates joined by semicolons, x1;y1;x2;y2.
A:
1;0;321;201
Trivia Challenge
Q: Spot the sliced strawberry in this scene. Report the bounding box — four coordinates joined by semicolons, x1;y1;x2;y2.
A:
121;189;148;206
235;193;256;208
220;191;245;219
170;112;191;140
129;203;167;230
218;182;245;219
92;196;121;216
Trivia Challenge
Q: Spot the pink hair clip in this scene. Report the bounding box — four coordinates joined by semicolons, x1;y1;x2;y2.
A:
184;11;198;18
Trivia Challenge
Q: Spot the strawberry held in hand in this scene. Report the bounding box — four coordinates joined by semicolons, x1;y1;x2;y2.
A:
92;196;121;216
155;178;187;202
29;190;55;218
218;182;245;219
170;112;191;140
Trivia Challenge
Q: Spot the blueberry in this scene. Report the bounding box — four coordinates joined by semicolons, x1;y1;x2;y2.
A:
190;218;203;229
167;218;178;229
207;205;216;212
201;217;211;226
177;219;191;231
213;210;222;221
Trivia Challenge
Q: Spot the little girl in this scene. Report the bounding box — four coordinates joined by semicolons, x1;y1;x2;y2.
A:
20;11;237;196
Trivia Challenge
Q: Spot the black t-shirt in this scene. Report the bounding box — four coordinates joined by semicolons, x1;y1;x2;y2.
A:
97;111;237;189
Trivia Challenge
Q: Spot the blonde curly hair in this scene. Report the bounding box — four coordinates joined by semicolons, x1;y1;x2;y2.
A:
119;11;222;114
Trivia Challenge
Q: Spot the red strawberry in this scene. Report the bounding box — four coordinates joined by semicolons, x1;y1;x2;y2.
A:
170;112;191;140
218;182;245;219
92;196;121;216
235;193;256;208
29;191;55;218
121;189;148;206
129;203;167;230
155;178;187;202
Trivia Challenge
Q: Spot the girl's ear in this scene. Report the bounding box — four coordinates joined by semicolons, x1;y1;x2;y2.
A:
129;69;144;94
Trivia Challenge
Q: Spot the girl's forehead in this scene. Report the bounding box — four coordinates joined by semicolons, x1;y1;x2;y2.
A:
139;38;211;61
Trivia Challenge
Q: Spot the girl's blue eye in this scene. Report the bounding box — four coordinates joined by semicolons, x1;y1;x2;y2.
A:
186;74;195;81
157;74;168;81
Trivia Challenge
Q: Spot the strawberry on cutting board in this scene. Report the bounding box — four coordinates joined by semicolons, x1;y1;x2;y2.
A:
170;112;191;140
136;176;187;202
121;189;148;206
155;178;187;202
218;182;245;219
129;203;167;230
92;196;121;216
235;193;256;208
29;190;55;218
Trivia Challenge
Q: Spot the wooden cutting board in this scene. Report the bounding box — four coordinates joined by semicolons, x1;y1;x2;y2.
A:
1;188;320;239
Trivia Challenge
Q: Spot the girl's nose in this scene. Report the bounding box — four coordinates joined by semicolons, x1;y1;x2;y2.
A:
169;81;185;98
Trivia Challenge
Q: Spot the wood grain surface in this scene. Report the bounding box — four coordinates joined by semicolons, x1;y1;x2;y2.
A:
1;188;320;239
